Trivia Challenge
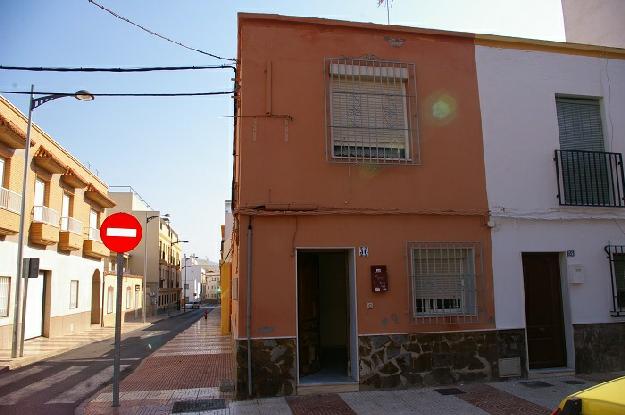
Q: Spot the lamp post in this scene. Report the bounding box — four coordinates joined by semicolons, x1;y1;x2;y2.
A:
11;86;94;358
143;213;169;322
171;239;188;311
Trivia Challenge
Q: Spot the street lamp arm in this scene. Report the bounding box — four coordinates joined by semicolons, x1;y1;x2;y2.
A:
31;93;73;110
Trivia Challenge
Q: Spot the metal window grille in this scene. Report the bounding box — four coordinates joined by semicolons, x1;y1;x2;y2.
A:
326;56;418;164
0;276;10;317
70;280;79;309
605;245;625;316
409;242;482;324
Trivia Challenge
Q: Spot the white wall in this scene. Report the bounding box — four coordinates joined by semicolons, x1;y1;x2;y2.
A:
561;0;625;49
476;45;625;328
0;240;102;326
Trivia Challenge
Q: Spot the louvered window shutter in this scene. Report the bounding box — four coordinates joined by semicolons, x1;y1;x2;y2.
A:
556;97;611;205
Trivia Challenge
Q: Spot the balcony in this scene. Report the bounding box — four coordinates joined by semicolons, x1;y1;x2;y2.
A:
30;205;59;245
59;216;83;251
555;149;625;208
83;227;108;259
0;187;21;235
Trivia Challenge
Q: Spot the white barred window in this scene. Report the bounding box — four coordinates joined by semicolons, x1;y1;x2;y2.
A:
327;57;417;164
0;277;10;317
410;243;480;320
70;280;79;309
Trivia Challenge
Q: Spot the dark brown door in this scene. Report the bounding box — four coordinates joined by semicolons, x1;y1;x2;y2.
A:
297;252;321;376
522;253;567;369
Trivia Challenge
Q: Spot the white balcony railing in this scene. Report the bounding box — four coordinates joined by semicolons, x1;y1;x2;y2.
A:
60;216;83;234
33;205;59;227
88;227;102;242
0;187;21;213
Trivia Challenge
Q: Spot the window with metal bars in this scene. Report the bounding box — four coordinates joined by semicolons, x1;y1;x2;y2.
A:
0;277;10;317
70;280;79;309
409;242;480;321
555;97;625;207
326;57;418;164
605;245;625;316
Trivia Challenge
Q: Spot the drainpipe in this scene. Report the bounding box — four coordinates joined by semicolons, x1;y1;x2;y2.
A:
100;271;105;327
246;216;253;397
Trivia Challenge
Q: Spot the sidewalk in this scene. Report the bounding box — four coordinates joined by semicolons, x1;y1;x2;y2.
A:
0;310;185;370
80;307;233;415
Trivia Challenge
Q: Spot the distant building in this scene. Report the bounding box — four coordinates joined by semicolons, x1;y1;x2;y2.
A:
107;188;182;314
0;95;114;347
183;258;219;303
561;0;625;48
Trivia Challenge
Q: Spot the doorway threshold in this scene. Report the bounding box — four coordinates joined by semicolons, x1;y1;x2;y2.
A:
529;367;575;379
297;380;359;395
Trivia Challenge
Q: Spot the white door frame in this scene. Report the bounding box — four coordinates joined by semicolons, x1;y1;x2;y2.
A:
294;247;359;385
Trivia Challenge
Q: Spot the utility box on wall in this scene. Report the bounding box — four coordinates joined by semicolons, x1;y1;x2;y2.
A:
371;265;389;293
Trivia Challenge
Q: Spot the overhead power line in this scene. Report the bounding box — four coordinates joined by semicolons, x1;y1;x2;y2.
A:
0;65;234;72
1;90;234;97
86;0;236;62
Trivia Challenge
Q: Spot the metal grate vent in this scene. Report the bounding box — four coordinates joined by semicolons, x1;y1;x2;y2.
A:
325;56;418;164
171;399;227;413
498;357;522;378
435;388;466;395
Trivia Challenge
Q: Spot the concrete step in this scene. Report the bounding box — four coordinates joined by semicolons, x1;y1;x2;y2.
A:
297;382;359;395
528;367;575;379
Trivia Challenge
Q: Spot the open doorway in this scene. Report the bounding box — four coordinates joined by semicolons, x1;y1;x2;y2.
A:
297;250;356;384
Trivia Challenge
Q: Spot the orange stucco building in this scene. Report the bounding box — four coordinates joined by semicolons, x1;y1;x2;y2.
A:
230;13;523;398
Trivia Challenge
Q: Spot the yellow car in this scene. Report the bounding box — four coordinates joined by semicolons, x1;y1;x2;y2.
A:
552;376;625;415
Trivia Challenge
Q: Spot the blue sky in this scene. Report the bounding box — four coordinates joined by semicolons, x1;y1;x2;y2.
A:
0;0;565;260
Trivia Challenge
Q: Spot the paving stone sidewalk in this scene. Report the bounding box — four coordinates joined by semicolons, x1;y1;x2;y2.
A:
79;307;233;415
78;307;622;415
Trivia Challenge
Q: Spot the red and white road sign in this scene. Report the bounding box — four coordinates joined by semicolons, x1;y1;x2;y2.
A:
100;212;143;253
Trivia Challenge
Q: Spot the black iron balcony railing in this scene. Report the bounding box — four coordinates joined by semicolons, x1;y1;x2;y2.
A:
555;149;625;208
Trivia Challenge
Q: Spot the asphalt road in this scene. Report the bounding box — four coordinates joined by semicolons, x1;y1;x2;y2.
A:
0;309;204;415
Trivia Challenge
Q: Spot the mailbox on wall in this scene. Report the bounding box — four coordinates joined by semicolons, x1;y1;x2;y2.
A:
371;265;388;293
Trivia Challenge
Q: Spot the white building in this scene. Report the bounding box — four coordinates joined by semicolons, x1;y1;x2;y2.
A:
182;257;219;303
477;41;625;373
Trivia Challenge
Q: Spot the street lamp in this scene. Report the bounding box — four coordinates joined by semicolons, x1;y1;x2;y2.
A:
11;86;94;358
142;213;169;322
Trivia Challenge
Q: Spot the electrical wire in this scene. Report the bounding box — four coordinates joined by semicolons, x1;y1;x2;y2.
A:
1;90;234;97
0;65;234;72
86;0;235;61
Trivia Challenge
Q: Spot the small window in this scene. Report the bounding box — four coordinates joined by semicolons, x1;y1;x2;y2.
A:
107;286;114;314
69;280;79;309
126;286;132;309
409;242;480;320
0;276;10;317
326;57;417;164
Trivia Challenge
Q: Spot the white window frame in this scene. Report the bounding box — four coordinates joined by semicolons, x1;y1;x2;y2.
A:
126;286;132;309
69;280;79;309
0;276;10;317
107;286;114;314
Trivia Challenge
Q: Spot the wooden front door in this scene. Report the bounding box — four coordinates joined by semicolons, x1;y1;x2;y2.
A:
522;253;567;369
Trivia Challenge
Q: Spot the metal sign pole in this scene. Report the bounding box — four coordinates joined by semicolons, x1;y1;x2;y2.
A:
112;252;124;407
18;259;30;357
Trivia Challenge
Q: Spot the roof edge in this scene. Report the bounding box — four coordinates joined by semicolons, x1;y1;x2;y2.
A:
237;12;625;57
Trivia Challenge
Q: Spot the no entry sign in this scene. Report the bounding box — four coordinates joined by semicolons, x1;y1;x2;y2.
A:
100;212;143;253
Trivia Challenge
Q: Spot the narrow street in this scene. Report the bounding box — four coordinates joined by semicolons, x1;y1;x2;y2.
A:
0;309;205;415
